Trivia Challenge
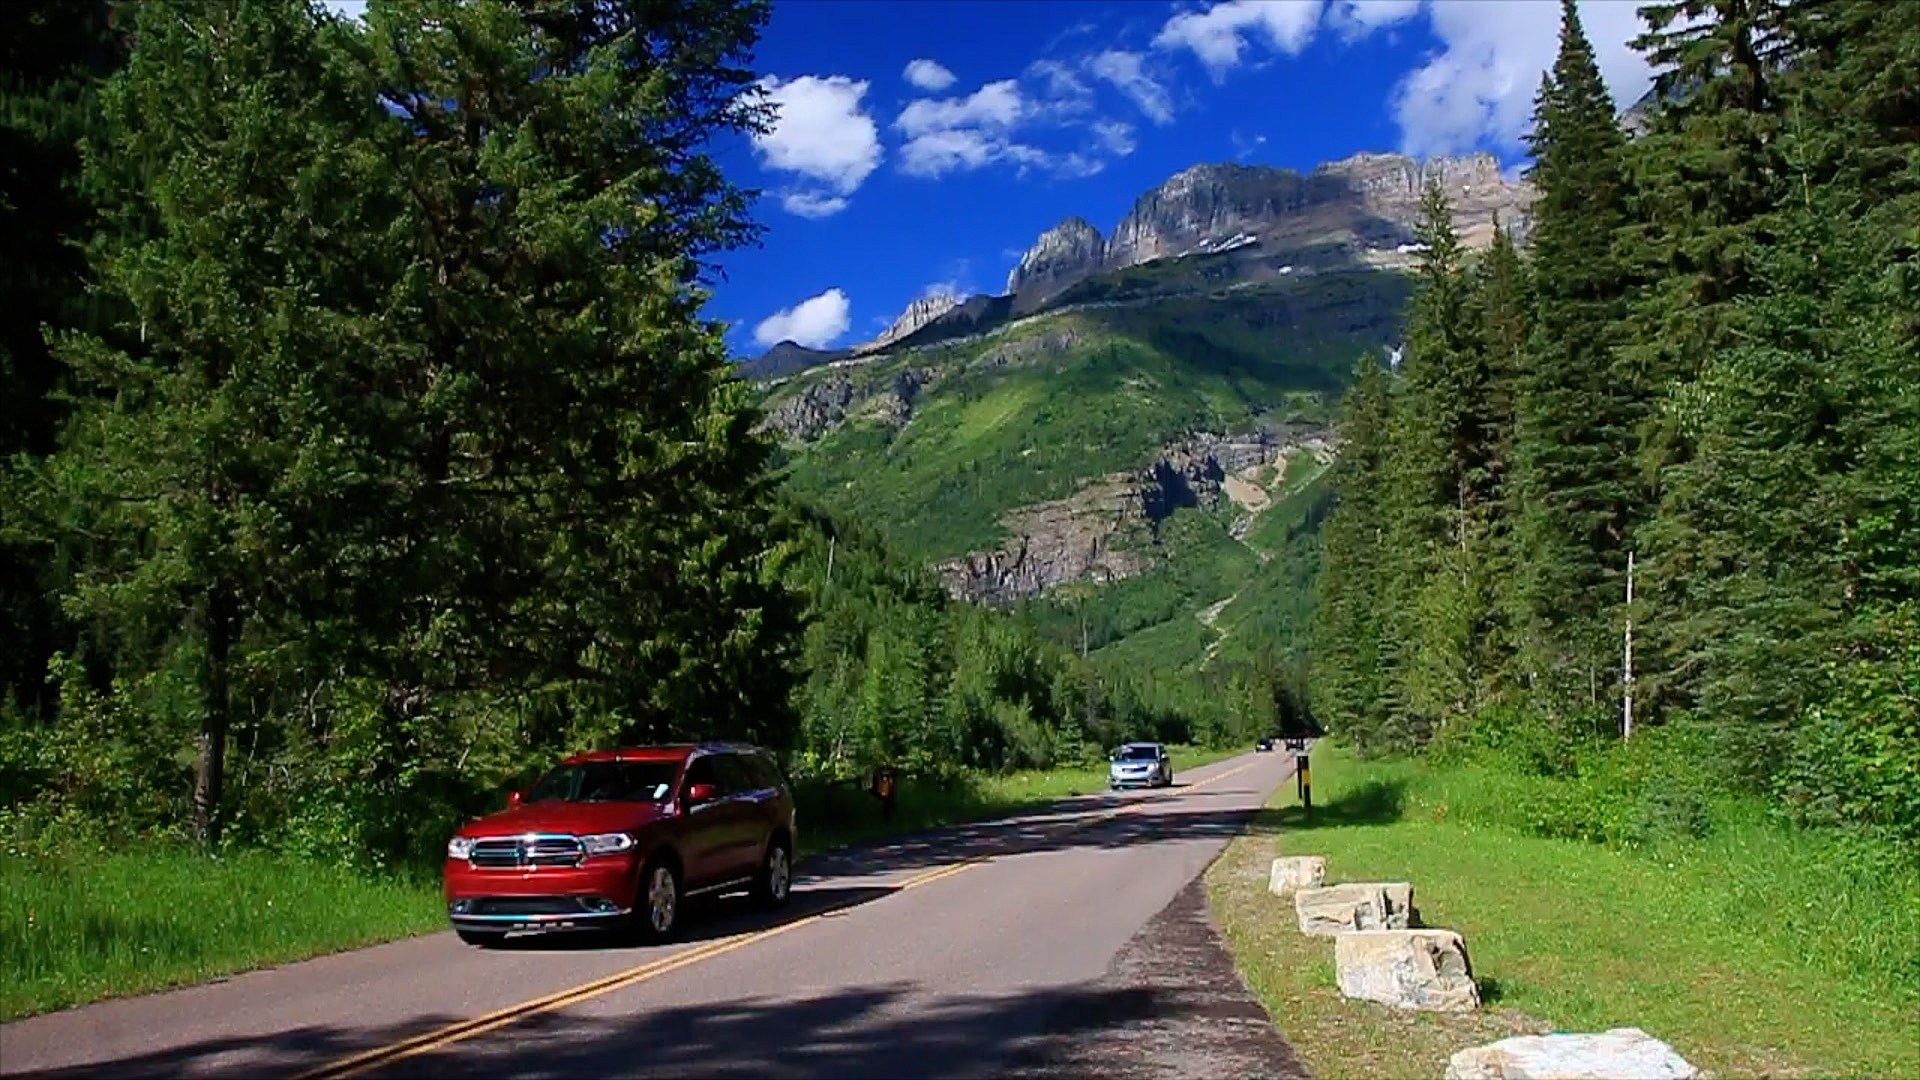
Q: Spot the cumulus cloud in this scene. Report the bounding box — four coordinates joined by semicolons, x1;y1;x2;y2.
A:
903;58;958;92
753;289;852;349
1150;0;1657;157
1094;119;1138;156
895;77;1112;179
1088;50;1176;125
751;75;881;217
1153;0;1325;79
1388;0;1653;157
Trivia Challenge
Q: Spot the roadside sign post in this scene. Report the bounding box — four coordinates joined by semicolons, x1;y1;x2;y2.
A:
1298;752;1311;817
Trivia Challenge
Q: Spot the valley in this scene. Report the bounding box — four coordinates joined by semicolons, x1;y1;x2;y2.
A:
743;149;1527;698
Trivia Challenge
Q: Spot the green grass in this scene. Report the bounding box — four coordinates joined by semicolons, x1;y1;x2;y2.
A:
0;744;1248;1022
1207;744;1920;1079
0;850;443;1021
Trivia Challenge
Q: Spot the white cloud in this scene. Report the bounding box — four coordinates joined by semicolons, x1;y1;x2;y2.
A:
751;76;881;218
1386;0;1653;157
1088;50;1176;125
1149;0;1657;158
1094;120;1138;156
895;79;1102;179
753;289;852;349
1327;0;1420;38
903;58;958;93
1153;0;1326;79
897;79;1027;139
780;192;849;219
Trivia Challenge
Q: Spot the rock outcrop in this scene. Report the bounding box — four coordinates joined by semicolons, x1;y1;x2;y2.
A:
872;291;964;350
936;478;1151;606
1294;882;1415;936
1335;929;1481;1012
1005;216;1107;299
936;422;1325;604
1445;1029;1699;1080
1268;856;1326;898
759;366;934;442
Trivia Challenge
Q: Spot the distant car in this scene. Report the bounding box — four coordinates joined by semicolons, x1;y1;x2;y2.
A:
443;743;796;947
1109;742;1173;789
1256;737;1274;752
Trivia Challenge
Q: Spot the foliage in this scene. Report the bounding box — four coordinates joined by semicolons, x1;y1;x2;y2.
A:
1309;0;1920;850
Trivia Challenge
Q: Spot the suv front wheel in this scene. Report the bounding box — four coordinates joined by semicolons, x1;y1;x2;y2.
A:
751;836;793;909
636;859;682;940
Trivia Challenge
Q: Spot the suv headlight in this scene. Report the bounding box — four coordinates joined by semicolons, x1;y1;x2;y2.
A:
447;836;475;859
581;832;635;856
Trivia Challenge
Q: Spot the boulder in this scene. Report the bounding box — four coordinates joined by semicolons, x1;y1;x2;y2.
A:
1268;856;1326;897
1444;1029;1699;1079
1334;929;1479;1012
1293;882;1412;935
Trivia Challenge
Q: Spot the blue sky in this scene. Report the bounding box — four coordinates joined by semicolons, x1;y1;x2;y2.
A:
321;1;1660;359
714;0;1659;358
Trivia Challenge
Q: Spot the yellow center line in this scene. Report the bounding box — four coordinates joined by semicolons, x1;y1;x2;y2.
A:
299;751;1279;1078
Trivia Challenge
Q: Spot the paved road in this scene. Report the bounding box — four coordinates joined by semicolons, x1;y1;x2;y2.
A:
2;751;1299;1079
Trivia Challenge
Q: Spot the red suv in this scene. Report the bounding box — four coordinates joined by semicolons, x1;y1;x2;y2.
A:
443;743;797;946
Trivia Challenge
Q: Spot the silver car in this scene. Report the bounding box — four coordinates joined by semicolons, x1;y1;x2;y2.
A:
1108;742;1172;789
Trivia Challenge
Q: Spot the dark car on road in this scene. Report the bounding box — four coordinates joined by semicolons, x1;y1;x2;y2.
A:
1256;736;1274;752
443;743;796;946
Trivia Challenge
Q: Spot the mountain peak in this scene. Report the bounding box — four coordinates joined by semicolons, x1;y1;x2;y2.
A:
1004;216;1108;297
872;289;966;349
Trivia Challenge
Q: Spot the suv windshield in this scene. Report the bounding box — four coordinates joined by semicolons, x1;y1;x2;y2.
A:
525;760;679;803
1117;745;1161;761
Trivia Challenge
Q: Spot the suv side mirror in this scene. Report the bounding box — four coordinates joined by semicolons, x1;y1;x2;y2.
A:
507;790;523;808
684;782;719;805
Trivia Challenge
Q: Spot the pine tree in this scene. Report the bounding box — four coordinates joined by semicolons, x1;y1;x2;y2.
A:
1509;0;1637;731
1623;0;1801;723
1382;185;1490;742
1313;353;1393;751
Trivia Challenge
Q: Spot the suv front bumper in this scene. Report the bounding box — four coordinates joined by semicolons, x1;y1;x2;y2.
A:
444;853;640;931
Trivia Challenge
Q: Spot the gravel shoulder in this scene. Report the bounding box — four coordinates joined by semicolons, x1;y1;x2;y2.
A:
1005;867;1310;1079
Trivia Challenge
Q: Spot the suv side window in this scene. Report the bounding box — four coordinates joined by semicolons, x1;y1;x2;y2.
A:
748;752;787;792
711;753;761;796
683;755;720;796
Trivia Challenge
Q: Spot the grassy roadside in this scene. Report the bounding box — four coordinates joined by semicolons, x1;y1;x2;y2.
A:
1206;744;1920;1079
1;743;1245;1021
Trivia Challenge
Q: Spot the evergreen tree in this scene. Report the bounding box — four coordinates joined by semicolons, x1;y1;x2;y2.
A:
1509;0;1637;731
1313;353;1393;750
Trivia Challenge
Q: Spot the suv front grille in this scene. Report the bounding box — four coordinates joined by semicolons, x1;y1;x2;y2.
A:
469;835;584;869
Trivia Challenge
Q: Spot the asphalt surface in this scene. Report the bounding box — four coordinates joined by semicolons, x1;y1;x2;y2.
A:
2;751;1301;1079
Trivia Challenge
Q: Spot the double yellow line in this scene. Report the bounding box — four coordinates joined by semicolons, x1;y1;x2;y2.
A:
298;753;1268;1078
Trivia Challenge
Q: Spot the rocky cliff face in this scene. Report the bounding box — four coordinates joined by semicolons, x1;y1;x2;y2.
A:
1004;216;1107;298
937;423;1330;604
872;291;964;349
1004;151;1534;307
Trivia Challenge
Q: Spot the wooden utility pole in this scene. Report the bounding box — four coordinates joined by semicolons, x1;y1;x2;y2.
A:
1623;550;1635;741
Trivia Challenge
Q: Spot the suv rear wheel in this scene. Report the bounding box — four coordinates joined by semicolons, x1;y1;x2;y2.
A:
751;836;793;909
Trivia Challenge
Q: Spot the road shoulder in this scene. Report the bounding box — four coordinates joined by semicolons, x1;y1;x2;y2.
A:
1003;875;1310;1079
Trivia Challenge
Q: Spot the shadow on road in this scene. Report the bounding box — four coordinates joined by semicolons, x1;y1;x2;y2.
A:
8;980;1247;1079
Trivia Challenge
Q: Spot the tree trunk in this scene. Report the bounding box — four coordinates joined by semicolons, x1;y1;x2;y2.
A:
193;581;237;849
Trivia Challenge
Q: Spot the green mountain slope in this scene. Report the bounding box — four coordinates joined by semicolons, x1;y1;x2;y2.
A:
757;264;1409;702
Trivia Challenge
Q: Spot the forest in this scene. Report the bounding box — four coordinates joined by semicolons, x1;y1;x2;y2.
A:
1312;0;1918;855
0;0;1264;871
